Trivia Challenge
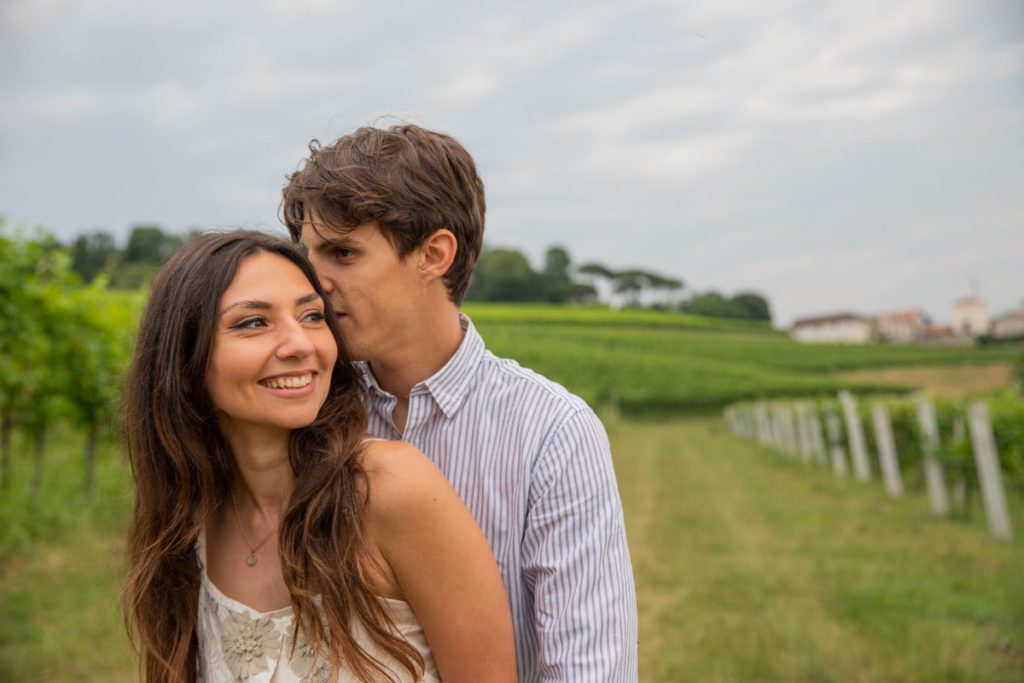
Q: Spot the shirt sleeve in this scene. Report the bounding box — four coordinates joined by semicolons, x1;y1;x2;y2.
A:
522;407;639;683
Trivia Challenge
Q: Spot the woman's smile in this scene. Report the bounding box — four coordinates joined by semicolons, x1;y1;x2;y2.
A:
205;252;338;437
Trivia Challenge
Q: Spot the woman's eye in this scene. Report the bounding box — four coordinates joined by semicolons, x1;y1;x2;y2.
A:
302;310;326;323
232;317;267;330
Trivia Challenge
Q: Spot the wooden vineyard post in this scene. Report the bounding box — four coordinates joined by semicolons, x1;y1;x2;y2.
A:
967;402;1013;542
915;398;949;517
839;391;871;482
824;411;849;479
870;403;904;497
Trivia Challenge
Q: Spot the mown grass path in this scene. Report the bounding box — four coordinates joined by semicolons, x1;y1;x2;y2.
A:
613;418;1024;682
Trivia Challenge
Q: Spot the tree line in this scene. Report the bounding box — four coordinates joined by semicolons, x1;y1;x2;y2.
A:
69;225;197;289
66;225;773;322
466;244;772;323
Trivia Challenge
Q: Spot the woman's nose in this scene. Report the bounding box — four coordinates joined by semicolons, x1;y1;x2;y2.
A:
276;320;316;359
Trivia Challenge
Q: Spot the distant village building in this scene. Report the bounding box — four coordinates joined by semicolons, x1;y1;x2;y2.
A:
918;323;972;347
875;308;930;343
991;310;1024;340
952;296;989;337
791;313;875;344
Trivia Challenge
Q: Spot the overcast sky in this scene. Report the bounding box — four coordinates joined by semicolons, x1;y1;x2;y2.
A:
1;0;1021;325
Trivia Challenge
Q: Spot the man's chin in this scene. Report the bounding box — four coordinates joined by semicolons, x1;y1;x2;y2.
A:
344;342;373;363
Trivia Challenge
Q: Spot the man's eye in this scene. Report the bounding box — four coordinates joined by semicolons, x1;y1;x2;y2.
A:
332;248;353;260
231;317;267;330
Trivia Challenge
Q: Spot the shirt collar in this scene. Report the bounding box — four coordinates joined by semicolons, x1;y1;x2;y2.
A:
358;313;485;419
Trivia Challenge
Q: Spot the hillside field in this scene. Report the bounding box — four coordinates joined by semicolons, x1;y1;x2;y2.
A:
464;303;1024;414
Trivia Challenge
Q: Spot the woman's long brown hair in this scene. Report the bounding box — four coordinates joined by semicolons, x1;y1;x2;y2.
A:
122;231;422;682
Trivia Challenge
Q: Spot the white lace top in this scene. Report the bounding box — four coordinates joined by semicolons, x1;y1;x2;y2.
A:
195;529;440;683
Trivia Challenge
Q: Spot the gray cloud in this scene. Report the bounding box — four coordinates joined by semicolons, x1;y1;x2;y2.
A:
1;0;1021;324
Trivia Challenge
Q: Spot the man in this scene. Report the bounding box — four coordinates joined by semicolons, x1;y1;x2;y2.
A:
282;124;637;682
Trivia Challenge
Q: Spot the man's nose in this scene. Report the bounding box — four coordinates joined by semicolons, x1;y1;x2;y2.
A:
318;272;335;294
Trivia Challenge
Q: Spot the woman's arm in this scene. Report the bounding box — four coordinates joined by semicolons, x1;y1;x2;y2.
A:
362;441;517;683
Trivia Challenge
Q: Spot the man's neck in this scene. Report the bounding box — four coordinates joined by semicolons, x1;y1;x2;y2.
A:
368;308;465;431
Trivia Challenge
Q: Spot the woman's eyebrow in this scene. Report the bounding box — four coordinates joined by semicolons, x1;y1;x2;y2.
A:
221;293;320;316
220;299;270;315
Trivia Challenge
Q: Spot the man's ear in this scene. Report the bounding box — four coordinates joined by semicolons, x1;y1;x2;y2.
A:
418;228;458;281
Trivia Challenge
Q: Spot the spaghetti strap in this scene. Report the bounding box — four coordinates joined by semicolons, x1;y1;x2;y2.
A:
358;437;390;446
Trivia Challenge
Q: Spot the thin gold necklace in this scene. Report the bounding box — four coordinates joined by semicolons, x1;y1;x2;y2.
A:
229;491;275;567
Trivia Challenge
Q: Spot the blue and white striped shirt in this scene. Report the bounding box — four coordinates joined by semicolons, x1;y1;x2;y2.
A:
359;315;638;682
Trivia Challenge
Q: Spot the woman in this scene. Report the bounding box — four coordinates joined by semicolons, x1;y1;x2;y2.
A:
122;231;515;683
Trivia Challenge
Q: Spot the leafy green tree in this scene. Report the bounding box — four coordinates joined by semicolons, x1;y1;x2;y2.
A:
466;248;540;301
612;269;683;307
680;290;772;321
613;270;647;307
70;230;118;283
543;246;571;279
682;291;733;318
730;292;772;322
538;246;574;303
123;224;182;263
111;224;184;289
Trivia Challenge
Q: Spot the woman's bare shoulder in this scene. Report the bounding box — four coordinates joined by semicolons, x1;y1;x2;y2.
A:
358;438;455;527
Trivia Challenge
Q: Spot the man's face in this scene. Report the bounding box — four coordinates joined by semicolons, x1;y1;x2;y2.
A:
300;216;423;363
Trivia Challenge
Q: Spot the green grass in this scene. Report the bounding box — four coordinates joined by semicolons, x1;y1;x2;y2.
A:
0;426;131;562
0;427;134;682
613;418;1024;682
3;419;1023;681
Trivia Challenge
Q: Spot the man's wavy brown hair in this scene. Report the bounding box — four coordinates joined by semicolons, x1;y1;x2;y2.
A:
122;230;422;682
281;123;486;305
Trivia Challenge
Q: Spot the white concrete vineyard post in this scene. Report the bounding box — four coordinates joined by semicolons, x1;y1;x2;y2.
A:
794;403;814;463
780;404;799;455
771;404;786;451
870;403;904;497
839;391;871;482
967;402;1013;542
824;411;849;479
808;406;828;466
755;402;771;447
915;398;949;517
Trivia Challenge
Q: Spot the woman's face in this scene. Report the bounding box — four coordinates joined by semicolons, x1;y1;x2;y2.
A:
205;252;338;441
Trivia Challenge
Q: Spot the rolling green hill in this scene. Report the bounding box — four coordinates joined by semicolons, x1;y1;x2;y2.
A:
463;304;1023;414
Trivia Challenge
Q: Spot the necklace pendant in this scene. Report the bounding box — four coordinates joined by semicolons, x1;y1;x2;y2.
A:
246;553;257;567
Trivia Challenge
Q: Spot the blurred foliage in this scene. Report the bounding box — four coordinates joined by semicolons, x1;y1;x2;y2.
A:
66;224;193;289
0;221;138;500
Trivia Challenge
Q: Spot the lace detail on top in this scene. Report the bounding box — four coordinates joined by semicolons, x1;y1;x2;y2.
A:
195;529;439;683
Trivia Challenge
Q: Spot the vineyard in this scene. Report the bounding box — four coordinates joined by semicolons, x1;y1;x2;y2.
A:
1;229;1022;512
470;313;1024;414
2;229;1023;680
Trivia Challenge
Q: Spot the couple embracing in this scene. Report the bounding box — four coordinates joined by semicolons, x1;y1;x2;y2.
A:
123;124;638;682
